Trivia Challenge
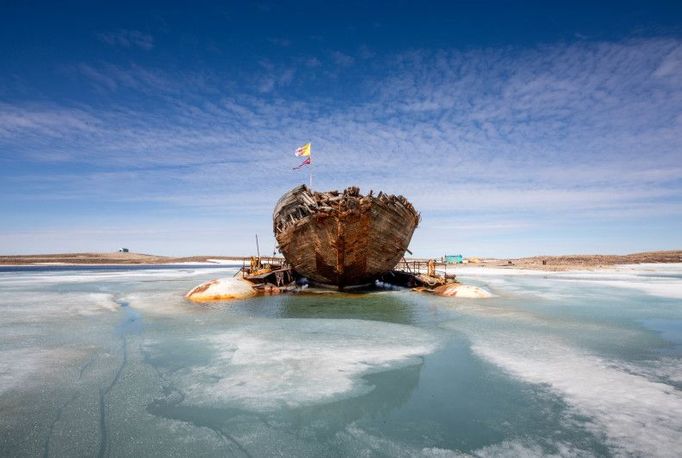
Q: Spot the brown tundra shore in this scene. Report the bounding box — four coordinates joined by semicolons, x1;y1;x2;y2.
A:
0;250;680;271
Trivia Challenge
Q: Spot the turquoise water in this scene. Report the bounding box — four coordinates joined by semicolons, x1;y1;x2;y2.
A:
1;264;681;457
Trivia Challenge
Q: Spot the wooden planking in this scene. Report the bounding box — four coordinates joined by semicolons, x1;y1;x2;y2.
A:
273;186;419;288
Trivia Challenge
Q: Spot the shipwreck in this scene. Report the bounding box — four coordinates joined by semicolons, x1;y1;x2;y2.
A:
273;185;420;289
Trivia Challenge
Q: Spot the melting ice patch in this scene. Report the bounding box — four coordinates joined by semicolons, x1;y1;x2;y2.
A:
455;263;682;299
559;277;682;299
0;347;79;395
0;266;237;287
123;291;191;315
0;291;119;322
471;335;682;458
170;319;442;411
336;425;591;457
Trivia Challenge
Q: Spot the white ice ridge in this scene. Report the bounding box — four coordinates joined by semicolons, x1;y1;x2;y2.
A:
173;319;443;411
454;263;682;299
206;258;245;265
0;266;238;286
0;291;119;317
471;335;682;458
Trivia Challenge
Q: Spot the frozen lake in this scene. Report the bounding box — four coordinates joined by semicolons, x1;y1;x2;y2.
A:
1;264;681;457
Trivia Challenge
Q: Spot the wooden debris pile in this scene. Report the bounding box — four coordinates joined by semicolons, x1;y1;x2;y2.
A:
273;185;420;235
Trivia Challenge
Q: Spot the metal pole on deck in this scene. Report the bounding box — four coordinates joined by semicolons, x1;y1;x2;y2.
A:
255;234;260;258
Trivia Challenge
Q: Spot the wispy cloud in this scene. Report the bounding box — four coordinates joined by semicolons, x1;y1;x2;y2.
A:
0;102;99;139
331;51;354;66
304;57;321;68
97;29;155;50
2;38;681;255
75;63;177;93
255;60;297;93
267;37;291;47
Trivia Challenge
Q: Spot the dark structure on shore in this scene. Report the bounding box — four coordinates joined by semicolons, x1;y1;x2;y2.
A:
273;185;420;289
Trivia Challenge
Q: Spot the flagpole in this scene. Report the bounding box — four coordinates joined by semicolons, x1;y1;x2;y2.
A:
293;142;313;188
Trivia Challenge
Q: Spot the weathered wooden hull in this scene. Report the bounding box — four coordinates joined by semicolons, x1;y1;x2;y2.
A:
273;186;420;289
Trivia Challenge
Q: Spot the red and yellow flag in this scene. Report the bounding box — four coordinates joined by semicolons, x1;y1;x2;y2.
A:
295;143;311;157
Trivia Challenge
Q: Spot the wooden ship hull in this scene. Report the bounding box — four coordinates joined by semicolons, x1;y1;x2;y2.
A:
273;185;420;289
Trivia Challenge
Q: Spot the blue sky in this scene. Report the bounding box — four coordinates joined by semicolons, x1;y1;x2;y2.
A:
1;1;681;257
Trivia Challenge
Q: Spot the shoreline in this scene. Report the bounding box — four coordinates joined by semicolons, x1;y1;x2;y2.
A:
0;250;680;271
0;262;243;268
0;253;254;267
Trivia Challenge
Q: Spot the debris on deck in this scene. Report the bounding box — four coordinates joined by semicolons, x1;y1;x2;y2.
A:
185;254;490;302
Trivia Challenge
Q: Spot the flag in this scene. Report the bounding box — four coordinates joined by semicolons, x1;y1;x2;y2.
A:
295;143;311;157
293;157;311;170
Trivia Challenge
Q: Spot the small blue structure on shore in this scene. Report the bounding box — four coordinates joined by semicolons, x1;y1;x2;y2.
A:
444;254;463;264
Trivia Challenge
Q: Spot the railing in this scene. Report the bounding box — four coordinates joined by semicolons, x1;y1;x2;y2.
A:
395;259;431;274
239;256;289;276
394;259;455;279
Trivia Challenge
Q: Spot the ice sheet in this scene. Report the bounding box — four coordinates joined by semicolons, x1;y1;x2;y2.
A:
1;264;680;456
470;333;682;457
166;319;443;411
454;263;682;299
